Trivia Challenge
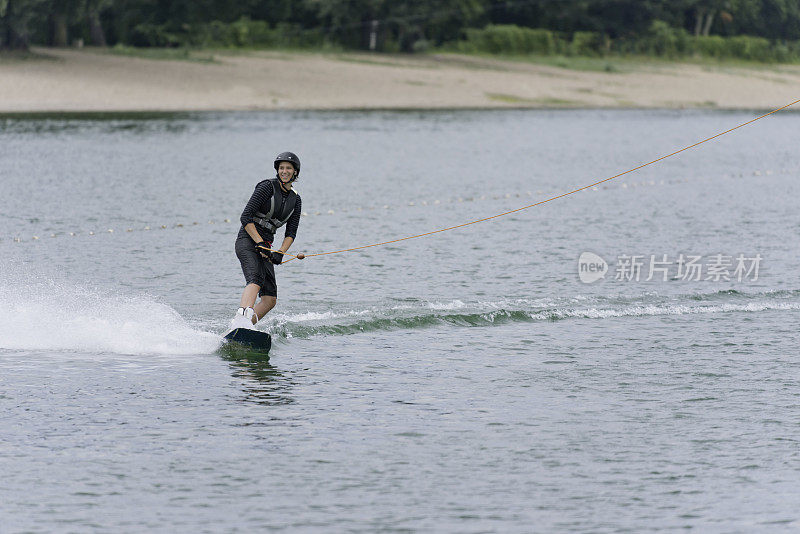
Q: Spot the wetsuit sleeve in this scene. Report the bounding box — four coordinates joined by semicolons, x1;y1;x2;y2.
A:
284;195;301;240
240;180;274;227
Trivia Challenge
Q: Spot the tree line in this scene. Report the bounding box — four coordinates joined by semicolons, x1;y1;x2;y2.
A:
3;0;800;58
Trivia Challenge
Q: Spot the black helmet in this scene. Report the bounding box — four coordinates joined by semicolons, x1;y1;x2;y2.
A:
274;151;300;177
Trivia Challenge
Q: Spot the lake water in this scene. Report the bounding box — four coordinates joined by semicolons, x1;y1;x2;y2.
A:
1;109;799;532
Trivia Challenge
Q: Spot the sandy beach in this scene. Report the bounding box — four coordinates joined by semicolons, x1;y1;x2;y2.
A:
1;47;799;112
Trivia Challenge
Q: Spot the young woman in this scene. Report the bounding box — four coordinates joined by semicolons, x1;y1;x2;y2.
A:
229;151;303;330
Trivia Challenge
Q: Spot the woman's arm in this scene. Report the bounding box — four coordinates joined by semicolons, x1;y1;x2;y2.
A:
277;236;294;254
243;222;265;245
240;180;274;237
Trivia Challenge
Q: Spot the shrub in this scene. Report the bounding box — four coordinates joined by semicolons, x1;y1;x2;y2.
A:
412;39;431;53
693;35;726;58
725;35;771;61
645;20;690;57
462;25;557;55
129;24;180;47
182;19;323;49
570;31;602;56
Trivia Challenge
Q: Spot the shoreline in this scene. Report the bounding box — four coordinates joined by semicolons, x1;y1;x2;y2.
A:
2;105;797;116
2;47;799;112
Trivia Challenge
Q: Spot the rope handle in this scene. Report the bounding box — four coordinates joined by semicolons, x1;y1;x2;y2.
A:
259;246;305;262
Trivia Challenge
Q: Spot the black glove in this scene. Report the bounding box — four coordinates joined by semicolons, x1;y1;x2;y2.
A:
255;241;272;256
269;251;284;265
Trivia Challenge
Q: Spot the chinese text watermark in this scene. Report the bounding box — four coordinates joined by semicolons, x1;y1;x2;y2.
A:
578;252;762;284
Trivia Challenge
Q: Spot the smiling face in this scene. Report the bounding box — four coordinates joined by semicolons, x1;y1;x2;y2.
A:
276;161;297;186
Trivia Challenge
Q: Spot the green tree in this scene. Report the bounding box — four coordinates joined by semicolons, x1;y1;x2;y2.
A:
385;0;486;50
85;0;110;45
305;0;486;51
50;0;86;46
726;0;800;40
304;0;382;49
486;0;680;38
680;0;729;36
1;0;48;49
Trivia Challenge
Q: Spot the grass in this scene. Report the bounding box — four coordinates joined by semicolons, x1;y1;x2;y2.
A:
434;47;800;74
330;54;404;67
485;92;583;106
433;50;674;73
517;54;627;73
103;44;350;64
105;44;218;63
212;42;343;57
0;49;59;62
11;43;800;76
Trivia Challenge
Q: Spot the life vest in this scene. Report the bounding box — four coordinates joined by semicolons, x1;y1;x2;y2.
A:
252;178;298;240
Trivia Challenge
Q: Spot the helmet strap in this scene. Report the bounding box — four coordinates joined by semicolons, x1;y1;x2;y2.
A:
277;172;297;186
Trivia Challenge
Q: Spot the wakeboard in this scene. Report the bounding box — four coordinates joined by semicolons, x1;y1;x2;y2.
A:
223;328;272;354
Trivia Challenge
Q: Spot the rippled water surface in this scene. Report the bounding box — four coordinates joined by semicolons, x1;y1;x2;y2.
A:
1;109;799;532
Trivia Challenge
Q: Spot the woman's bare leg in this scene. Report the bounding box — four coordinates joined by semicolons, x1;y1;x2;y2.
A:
253;296;277;323
239;283;260;309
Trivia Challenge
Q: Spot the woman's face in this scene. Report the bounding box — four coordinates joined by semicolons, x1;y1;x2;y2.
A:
277;161;296;184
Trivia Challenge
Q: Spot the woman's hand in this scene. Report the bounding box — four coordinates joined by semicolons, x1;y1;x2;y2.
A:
255;241;272;258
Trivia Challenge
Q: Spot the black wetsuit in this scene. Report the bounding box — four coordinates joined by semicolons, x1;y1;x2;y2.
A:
236;178;302;297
